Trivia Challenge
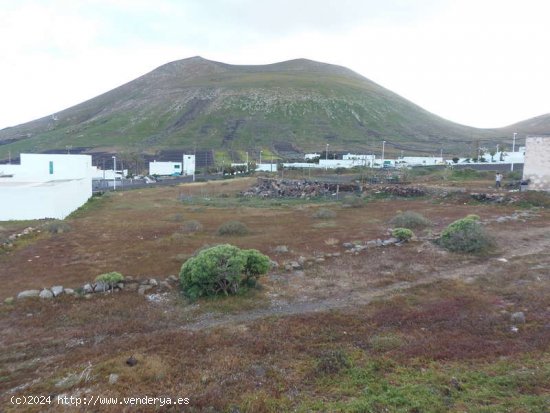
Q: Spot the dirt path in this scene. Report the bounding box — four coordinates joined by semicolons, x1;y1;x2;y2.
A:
183;219;550;331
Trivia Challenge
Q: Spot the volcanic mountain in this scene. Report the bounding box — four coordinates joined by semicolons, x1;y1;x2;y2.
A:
0;56;543;160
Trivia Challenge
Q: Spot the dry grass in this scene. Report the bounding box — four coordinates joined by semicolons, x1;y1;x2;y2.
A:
1;177;549;411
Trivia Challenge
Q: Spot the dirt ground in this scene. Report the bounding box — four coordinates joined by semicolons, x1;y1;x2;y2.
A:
1;177;549;412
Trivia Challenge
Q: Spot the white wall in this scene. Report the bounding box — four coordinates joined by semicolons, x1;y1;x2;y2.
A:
523;136;550;191
0;154;93;220
401;157;443;166
256;163;278;172
149;161;182;176
0;179;91;220
183;154;195;175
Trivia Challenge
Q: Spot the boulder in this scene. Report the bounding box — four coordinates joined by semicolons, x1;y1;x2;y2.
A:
274;245;289;254
167;275;179;283
51;285;64;297
148;278;158;287
83;284;93;294
108;373;119;385
17;290;40;299
138;285;153;295
94;281;110;293
64;288;75;295
39;289;54;299
511;312;526;324
159;281;172;290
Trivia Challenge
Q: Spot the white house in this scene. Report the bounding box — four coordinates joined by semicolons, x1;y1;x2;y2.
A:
400;157;443;166
523;136;550;191
304;153;321;160
0;154;93;220
149;161;183;176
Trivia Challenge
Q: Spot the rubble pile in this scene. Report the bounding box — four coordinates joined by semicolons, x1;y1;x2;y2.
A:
241;178;358;198
470;193;521;204
367;185;427;197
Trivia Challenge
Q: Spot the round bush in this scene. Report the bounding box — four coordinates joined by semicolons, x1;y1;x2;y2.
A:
44;220;72;234
95;271;124;285
392;228;414;241
217;220;249;236
181;220;203;233
389;211;432;229
179;244;270;299
440;216;493;253
313;208;336;219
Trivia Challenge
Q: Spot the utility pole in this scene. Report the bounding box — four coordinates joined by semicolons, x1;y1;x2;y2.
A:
511;132;517;171
381;140;386;167
325;143;329;171
112;156;117;191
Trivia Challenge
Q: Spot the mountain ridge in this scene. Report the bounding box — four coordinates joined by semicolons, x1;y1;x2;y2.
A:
0;56;546;160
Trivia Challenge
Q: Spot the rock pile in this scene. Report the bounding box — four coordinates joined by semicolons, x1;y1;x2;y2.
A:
11;275;180;302
241;178;358;198
366;185;426;197
1;226;40;250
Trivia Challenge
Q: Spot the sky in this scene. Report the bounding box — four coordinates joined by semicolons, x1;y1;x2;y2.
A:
1;0;549;130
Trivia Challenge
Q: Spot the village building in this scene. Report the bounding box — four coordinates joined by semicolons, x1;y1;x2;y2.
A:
0;154;93;220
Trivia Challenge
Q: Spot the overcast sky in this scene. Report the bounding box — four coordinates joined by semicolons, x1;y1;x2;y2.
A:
1;0;549;130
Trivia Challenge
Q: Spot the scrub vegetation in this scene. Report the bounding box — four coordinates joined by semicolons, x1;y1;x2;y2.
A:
1;175;549;412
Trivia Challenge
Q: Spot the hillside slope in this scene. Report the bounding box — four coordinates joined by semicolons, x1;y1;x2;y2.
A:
0;57;521;159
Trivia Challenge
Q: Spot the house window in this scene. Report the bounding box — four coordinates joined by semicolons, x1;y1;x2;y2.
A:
49;161;54;174
174;164;180;169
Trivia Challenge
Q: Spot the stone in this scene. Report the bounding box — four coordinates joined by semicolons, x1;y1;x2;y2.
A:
125;283;139;291
125;275;134;282
83;284;93;294
51;285;64;297
332;252;341;257
17;290;40;299
148;278;158;287
167;275;179;283
116;283;124;290
4;297;14;305
382;238;399;246
297;256;306;265
376;239;383;247
64;288;75;295
511;312;526;324
342;242;354;249
94;281;110;293
138;285;153;295
108;373;119;385
366;240;377;247
289;261;301;269
274;245;289;254
159;281;172;290
315;257;325;263
126;356;138;366
269;260;279;269
39;289;54;299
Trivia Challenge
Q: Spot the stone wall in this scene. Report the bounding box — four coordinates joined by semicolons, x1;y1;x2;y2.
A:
523;136;550;191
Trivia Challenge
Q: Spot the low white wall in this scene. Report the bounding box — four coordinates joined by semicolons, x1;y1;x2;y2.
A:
523;137;550;191
0;178;92;220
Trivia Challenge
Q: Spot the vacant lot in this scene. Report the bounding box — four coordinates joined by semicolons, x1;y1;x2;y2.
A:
1;177;549;412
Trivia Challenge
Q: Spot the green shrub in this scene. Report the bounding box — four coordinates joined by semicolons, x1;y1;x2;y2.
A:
315;350;351;375
95;271;124;286
179;244;270;299
440;216;493;253
392;228;414;241
217;220;249;236
341;195;365;208
313;208;336;219
44;220;71;234
389;211;432;229
181;220;203;233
